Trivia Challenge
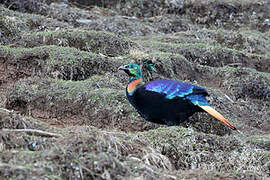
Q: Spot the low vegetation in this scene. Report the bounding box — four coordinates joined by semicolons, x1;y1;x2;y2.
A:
0;0;269;179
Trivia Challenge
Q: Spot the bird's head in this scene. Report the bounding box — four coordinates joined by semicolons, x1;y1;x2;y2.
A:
119;63;142;79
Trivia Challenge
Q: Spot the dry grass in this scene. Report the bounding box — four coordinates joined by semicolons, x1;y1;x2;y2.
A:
0;0;270;179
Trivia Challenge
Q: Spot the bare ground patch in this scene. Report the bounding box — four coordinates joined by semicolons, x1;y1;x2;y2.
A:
0;0;270;179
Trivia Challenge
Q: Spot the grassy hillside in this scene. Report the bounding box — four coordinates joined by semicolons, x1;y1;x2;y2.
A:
0;0;269;179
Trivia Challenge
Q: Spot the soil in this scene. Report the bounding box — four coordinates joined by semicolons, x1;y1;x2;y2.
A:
0;0;270;179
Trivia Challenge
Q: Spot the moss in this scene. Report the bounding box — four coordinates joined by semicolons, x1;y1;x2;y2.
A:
0;108;59;132
1;0;270;179
248;136;270;150
0;45;117;80
20;29;137;56
216;67;270;99
140;40;267;59
0;6;69;33
149;51;196;80
1;110;270;179
141;126;195;144
137;39;270;72
197;66;270;133
6;77;128;127
135;28;270;56
7;77;124;105
0;15;20;44
0;125;177;179
139;127;269;176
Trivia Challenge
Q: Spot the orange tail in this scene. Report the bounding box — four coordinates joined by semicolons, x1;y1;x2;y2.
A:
199;105;236;130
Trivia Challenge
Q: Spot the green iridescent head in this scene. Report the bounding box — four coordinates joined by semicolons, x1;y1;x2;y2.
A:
119;63;142;79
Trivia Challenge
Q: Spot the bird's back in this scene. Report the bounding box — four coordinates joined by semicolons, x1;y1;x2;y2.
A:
127;79;206;125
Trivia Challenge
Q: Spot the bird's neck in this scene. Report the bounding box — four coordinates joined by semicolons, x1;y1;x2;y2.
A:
127;77;143;96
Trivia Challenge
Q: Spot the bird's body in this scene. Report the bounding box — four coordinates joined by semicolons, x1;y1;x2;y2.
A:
127;79;205;125
120;63;236;130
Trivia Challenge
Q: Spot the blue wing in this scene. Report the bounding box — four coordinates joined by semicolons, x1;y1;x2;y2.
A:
144;80;209;106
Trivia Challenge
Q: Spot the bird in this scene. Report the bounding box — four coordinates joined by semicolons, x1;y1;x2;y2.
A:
119;62;236;130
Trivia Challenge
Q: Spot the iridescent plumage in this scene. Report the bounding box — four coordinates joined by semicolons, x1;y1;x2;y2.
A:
119;63;236;130
127;78;143;95
144;80;209;105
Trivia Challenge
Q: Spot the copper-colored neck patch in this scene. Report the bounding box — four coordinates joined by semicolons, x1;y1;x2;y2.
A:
128;78;142;94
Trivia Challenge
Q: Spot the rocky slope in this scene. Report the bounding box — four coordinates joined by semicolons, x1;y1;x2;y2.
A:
0;0;270;179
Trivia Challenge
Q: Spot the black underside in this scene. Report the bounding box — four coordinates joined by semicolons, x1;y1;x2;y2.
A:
127;87;203;126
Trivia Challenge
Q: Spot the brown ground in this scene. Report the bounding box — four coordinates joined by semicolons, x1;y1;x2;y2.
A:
0;0;270;179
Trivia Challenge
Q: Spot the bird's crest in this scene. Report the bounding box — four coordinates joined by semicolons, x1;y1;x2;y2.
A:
144;58;157;72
